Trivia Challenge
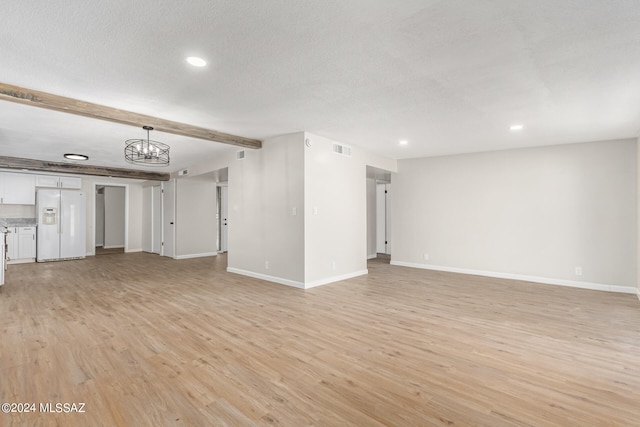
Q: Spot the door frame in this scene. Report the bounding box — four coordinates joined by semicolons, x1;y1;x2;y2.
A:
376;182;390;255
92;182;129;255
217;182;228;253
161;179;176;258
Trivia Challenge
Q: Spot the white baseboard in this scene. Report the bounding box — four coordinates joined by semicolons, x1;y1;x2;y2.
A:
390;261;637;294
227;267;369;289
636;288;640;302
175;252;218;260
227;267;305;289
304;269;368;289
7;258;35;265
103;245;125;249
367;254;377;259
125;248;142;253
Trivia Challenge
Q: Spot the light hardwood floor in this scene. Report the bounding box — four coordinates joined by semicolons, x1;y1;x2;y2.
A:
1;253;639;426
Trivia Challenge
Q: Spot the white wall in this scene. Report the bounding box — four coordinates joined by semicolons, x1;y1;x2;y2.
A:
183;132;396;288
176;177;217;258
366;178;377;258
392;139;638;290
227;133;306;286
142;186;152;252
303;133;367;285
128;183;143;252
0;204;35;218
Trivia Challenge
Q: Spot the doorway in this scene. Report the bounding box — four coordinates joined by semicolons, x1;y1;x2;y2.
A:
366;165;392;261
376;183;390;255
94;183;128;255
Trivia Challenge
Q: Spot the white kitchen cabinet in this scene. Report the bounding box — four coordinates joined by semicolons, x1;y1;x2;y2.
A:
5;228;18;261
18;227;36;259
0;172;36;204
60;176;82;189
35;175;82;189
6;226;36;263
35;175;60;188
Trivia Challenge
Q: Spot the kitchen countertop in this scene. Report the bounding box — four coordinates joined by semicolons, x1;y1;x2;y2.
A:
0;218;37;227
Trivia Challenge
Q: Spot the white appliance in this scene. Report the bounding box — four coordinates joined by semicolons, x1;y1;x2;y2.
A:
1;226;7;285
37;189;86;262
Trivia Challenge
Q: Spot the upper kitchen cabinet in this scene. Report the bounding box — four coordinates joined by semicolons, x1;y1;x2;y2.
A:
35;175;82;189
0;172;36;204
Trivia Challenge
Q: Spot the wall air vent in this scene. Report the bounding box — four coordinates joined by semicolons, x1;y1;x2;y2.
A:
332;143;352;157
236;150;245;160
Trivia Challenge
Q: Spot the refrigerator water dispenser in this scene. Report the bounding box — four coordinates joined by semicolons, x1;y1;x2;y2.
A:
43;207;58;225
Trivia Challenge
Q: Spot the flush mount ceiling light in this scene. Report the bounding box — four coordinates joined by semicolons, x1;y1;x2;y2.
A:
64;153;89;161
186;56;207;67
510;124;524;131
399;140;409;146
124;126;170;166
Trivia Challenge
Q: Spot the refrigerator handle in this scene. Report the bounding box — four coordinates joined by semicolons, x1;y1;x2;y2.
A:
59;208;62;235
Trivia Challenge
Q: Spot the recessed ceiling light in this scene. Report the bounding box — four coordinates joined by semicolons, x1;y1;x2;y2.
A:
186;56;207;67
399;140;409;146
510;124;524;131
64;153;89;161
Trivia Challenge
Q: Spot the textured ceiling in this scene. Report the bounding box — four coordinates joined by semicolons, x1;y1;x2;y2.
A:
1;0;640;173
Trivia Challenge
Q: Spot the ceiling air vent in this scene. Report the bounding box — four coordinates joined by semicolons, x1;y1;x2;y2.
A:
178;169;188;176
236;150;245;160
332;143;352;157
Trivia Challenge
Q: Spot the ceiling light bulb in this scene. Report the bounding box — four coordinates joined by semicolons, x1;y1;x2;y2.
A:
186;56;207;67
399;140;409;146
63;153;89;161
510;124;524;131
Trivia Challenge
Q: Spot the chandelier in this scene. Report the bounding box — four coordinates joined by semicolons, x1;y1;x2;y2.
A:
124;126;170;166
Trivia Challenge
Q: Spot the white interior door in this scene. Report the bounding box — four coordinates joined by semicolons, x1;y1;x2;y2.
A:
152;185;162;254
162;180;175;258
220;184;228;252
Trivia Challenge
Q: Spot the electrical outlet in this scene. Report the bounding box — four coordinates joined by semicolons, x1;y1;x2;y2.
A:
265;261;269;270
575;266;582;276
313;206;318;215
292;207;297;216
423;253;429;261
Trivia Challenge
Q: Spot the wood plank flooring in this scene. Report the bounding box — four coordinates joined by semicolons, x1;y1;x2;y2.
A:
1;253;639;426
95;247;125;256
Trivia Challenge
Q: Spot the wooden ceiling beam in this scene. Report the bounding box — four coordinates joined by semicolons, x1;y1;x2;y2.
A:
0;156;170;181
0;82;262;149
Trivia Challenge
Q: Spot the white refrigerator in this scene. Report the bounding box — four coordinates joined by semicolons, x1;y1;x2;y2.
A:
37;189;86;262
